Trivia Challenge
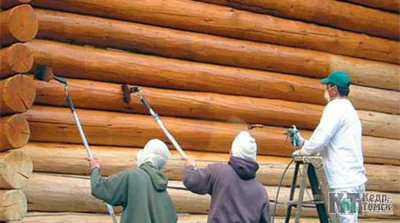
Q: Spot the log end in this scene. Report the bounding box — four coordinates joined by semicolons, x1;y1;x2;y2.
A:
0;151;33;189
7;5;38;42
7;43;34;74
0;190;27;221
0;114;30;150
1;74;36;115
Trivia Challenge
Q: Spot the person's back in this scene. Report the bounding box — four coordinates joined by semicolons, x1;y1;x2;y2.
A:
183;131;270;223
319;99;367;189
88;139;178;223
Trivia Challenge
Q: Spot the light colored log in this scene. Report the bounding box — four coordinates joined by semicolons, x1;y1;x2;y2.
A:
341;0;400;13
195;0;399;40
0;5;38;46
0;74;36;115
34;78;399;139
358;111;400;140
0;44;34;79
0;150;32;189
25;40;400;96
17;142;400;192
0;189;27;221
0;0;30;9
22;106;400;162
0;114;30;150
34;8;400;65
23;173;400;218
19;212;400;223
351;86;400;115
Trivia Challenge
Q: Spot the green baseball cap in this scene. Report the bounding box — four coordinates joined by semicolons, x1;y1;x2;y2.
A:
321;70;351;89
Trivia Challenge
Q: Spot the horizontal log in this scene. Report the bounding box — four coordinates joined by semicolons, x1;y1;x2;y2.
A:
0;114;30;150
351;86;400;115
0;5;38;46
23;173;400;218
195;0;399;40
31;0;400;60
0;150;32;189
20;212;400;223
0;74;36;115
23;106;400;163
25;40;400;96
34;78;400;139
35;8;400;66
0;189;27;221
340;0;400;13
18;142;400;192
0;44;34;79
0;0;30;9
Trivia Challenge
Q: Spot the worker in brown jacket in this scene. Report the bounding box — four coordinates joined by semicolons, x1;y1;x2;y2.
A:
183;131;271;223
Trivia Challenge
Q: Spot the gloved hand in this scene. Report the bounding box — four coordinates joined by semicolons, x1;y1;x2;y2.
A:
86;158;101;170
184;158;196;168
292;150;303;158
288;125;305;147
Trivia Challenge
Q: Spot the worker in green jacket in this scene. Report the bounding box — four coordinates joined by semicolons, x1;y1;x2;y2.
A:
87;139;178;223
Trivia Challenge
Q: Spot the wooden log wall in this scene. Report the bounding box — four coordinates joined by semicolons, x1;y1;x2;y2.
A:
0;4;38;46
0;0;398;221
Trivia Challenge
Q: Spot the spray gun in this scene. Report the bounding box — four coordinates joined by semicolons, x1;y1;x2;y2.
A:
288;125;301;147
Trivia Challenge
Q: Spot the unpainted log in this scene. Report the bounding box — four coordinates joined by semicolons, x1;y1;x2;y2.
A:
195;0;399;40
0;189;27;221
34;8;400;66
0;150;32;189
18;142;400;192
23;173;400;218
0;74;36;115
23;106;400;162
0;5;38;46
0;44;34;79
0;114;30;150
351;86;400;115
20;212;400;223
24;40;400;95
341;0;400;13
34;79;400;139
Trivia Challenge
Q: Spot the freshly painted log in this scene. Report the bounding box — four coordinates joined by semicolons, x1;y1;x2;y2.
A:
23;106;400;162
34;78;399;139
0;0;30;9
20;212;400;223
351;86;400;115
0;74;36;115
0;44;34;79
35;8;400;65
341;0;400;13
0;189;27;221
18;142;400;192
0;5;38;46
0;150;32;189
23;173;400;218
31;0;400;57
195;0;399;40
25;40;400;94
0;114;30;150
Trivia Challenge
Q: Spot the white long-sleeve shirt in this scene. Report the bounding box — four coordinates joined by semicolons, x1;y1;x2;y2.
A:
300;99;368;189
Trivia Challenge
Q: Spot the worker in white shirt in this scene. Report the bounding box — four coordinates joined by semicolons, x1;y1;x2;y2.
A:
289;70;367;223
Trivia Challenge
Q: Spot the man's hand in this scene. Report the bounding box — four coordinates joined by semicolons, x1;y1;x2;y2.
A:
184;158;196;168
86;158;100;170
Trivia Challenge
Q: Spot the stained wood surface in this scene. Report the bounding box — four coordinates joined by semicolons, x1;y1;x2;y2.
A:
0;114;30;150
0;44;34;79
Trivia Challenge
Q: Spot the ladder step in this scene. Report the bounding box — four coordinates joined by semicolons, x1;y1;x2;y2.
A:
287;200;325;206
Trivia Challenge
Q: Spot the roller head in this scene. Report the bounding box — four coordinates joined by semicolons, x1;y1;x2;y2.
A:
122;84;132;104
34;64;54;82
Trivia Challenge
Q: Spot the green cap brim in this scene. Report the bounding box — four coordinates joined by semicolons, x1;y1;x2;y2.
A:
321;78;330;84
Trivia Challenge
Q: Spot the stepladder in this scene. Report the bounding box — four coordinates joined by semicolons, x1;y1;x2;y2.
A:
285;156;338;223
